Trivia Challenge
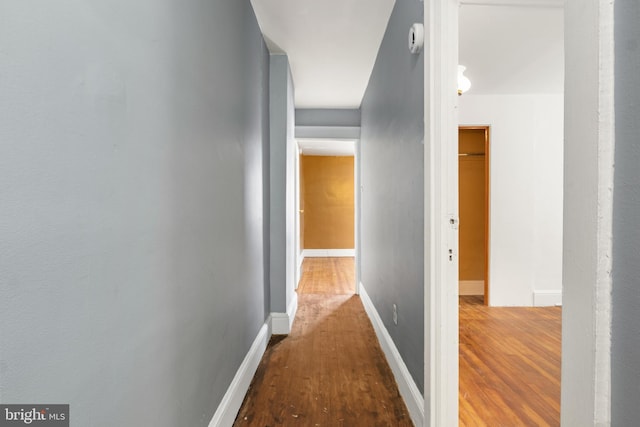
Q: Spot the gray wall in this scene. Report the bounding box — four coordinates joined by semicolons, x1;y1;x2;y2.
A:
0;1;270;426
612;0;640;424
295;109;361;127
359;0;424;393
269;55;296;314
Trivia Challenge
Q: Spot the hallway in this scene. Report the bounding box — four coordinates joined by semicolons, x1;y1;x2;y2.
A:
234;258;412;426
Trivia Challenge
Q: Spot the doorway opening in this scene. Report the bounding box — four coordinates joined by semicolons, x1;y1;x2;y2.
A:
458;126;490;305
455;3;565;425
296;139;358;296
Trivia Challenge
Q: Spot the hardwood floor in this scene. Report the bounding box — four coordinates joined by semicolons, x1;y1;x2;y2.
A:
459;296;562;427
234;257;412;426
296;257;356;295
234;262;560;426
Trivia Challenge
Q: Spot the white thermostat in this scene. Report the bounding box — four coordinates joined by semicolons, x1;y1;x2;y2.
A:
408;23;424;54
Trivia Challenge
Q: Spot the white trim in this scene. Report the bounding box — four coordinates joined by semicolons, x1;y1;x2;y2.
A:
354;138;361;296
533;290;562;307
208;322;270;427
271;291;298;335
561;1;614;424
360;282;425;427
296;251;304;289
295;126;360;139
460;0;564;8
295;144;302;289
301;249;355;258
426;0;459;426
593;1;614;422
297;138;356;156
459;280;484;296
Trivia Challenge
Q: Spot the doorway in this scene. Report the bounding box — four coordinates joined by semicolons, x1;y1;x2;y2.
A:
297;147;357;295
426;1;575;424
458;127;489;305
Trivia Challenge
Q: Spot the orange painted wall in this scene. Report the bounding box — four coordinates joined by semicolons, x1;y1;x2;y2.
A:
301;155;354;249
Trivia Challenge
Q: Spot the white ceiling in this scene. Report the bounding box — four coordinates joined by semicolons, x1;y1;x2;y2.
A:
250;0;395;109
250;0;564;108
459;2;564;94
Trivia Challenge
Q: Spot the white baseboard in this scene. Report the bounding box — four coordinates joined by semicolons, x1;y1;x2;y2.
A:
208;322;270;427
359;282;424;427
302;249;355;258
459;280;484;296
271;292;299;334
296;252;304;289
533;290;562;306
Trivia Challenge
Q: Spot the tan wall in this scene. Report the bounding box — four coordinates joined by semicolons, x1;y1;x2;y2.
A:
301;155;354;249
459;128;486;281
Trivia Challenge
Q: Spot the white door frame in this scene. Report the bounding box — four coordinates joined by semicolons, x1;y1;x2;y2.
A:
295;137;360;295
354;138;361;295
425;0;459;425
425;1;615;425
294;144;302;288
561;1;614;424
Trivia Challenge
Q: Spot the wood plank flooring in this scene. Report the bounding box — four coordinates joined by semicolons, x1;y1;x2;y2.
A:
234;257;412;426
296;257;356;295
459;296;562;427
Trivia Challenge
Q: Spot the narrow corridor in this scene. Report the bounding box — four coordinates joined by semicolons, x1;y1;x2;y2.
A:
234;258;412;426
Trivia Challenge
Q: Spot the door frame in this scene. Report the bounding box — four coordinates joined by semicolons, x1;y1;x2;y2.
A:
425;0;459;424
354;138;361;295
295;138;359;295
458;125;490;305
426;0;615;425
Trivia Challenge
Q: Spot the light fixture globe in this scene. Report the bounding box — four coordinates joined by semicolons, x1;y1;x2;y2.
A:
457;65;471;95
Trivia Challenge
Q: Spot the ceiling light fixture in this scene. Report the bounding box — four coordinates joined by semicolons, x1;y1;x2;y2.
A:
457;65;471;95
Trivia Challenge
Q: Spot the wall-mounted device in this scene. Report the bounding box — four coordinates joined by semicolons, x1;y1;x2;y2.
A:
408;23;424;54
